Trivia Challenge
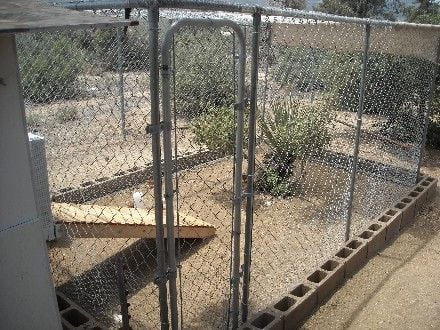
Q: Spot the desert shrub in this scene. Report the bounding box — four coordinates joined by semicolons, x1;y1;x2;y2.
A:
56;107;79;123
192;106;247;154
427;117;440;148
174;29;235;119
87;26;149;72
272;47;327;93
256;101;332;196
327;52;433;116
17;33;85;103
426;74;440;148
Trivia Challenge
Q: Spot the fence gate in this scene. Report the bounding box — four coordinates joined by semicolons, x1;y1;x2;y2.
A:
158;17;247;329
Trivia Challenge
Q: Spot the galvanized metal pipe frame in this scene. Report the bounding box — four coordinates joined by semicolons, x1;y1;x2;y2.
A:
161;18;246;329
49;0;440;327
344;23;371;242
241;11;261;324
148;5;170;329
56;0;440;31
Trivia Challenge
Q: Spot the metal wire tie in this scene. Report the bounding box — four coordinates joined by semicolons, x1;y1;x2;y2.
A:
230;276;240;285
154;274;168;285
234;99;247;110
166;268;177;280
146;121;171;135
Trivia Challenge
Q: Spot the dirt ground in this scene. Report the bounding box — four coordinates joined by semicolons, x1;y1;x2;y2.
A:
49;151;409;329
39;70;428;329
302;148;440;330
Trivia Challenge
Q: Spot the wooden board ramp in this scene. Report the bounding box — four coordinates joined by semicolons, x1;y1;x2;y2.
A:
52;202;216;239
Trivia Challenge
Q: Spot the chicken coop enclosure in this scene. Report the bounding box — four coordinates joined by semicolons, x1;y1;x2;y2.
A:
19;1;440;328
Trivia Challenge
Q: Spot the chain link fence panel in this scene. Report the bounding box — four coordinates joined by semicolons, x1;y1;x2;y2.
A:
17;4;440;329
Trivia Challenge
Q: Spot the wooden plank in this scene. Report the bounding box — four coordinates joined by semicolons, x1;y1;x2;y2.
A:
0;0;137;34
52;202;216;239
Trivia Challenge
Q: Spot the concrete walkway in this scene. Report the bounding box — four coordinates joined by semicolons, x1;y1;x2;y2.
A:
303;152;440;330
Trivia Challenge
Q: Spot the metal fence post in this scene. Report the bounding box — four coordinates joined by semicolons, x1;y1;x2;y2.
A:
416;37;440;181
117;28;126;141
344;23;371;242
241;11;261;324
148;6;170;329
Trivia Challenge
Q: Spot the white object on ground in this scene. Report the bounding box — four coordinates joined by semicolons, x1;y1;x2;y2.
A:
132;191;145;209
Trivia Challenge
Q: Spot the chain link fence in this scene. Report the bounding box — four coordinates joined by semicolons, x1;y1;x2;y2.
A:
19;3;439;329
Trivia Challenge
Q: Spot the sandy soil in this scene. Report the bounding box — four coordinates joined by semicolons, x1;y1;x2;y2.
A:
303;148;440;330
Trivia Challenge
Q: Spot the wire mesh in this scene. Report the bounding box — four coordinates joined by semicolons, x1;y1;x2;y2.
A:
245;16;362;316
167;22;243;328
16;4;440;329
17;9;168;328
349;24;438;235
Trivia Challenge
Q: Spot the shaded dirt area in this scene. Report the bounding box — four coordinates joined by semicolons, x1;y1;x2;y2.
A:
302;148;440;330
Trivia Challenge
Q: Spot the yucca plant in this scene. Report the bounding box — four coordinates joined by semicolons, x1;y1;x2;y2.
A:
256;100;332;196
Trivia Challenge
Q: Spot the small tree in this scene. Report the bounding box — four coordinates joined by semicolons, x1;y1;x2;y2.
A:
270;0;306;10
256;100;332;196
174;29;235;119
314;0;402;20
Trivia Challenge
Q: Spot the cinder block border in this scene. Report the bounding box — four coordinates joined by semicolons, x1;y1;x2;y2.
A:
240;175;437;330
52;150;226;204
56;291;104;329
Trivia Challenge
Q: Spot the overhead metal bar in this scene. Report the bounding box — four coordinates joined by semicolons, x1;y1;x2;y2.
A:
53;0;440;31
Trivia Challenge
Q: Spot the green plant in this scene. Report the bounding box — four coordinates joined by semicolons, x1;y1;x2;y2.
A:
329;53;433;115
272;47;327;93
56;107;79;123
88;27;149;72
256;101;332;196
17;33;85;103
174;30;235;119
192;106;241;154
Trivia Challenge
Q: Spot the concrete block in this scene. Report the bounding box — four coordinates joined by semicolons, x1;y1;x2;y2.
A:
306;269;331;305
274;283;318;328
420;177;438;201
57;292;103;329
304;259;344;305
413;185;428;205
246;309;283;330
342;239;367;277
376;209;402;242
408;190;423;214
56;294;70;312
394;197;416;229
360;223;386;258
320;259;345;288
270;295;297;329
61;308;90;328
334;247;352;278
